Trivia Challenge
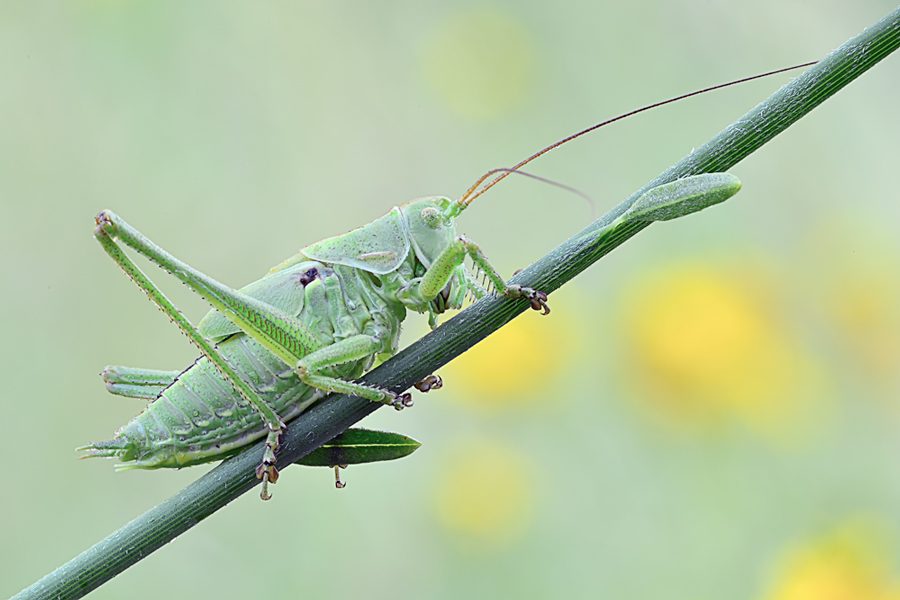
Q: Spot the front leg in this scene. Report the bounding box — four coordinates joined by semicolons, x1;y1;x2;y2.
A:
417;236;550;314
294;334;413;410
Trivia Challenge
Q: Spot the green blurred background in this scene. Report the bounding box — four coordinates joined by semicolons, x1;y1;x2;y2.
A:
3;2;900;598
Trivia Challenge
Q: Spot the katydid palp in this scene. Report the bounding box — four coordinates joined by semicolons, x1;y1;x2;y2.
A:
78;64;808;500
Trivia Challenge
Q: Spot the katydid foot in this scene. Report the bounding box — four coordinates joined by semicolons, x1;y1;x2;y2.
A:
334;465;347;489
505;285;550;315
389;391;413;410
255;463;279;501
255;428;284;500
414;374;443;393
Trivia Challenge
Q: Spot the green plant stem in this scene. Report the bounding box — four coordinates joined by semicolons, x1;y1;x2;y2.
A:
13;7;900;600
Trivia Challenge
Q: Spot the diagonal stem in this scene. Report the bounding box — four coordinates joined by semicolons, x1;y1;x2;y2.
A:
12;6;900;600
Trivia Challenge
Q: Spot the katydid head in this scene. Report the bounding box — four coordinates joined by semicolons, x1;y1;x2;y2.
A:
399;196;460;269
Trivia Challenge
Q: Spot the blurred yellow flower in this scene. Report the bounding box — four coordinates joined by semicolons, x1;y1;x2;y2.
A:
432;438;535;549
618;261;827;436
760;520;900;600
444;292;580;410
420;8;536;121
827;274;900;381
803;215;900;385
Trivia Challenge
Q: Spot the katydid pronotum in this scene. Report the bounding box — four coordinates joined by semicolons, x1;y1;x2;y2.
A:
79;64;809;500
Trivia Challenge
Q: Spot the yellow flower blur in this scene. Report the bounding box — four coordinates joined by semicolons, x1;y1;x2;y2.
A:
619;262;827;436
432;439;535;549
826;272;900;381
805;216;900;385
760;520;900;600
444;292;579;410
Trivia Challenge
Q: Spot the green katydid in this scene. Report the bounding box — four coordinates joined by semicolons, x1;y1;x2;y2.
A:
82;197;549;500
78;64;805;500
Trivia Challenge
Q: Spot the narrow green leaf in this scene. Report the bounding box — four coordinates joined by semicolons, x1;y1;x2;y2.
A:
294;428;421;467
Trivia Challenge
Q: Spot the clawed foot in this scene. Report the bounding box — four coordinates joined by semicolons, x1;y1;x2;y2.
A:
384;376;440;410
388;391;413;411
414;374;443;393
334;465;348;489
505;285;550;315
255;463;280;501
256;427;284;500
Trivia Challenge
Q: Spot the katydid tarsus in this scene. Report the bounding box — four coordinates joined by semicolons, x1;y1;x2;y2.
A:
79;63;811;500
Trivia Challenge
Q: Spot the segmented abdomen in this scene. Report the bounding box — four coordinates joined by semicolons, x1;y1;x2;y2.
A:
115;334;326;469
89;261;402;469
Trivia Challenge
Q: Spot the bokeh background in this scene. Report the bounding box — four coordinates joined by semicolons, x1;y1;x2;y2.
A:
3;2;900;598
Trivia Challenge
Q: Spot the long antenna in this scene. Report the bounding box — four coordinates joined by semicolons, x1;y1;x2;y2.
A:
465;167;598;219
457;61;817;207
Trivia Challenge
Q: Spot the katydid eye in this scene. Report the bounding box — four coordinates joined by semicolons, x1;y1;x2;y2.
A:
420;207;442;229
299;268;318;285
